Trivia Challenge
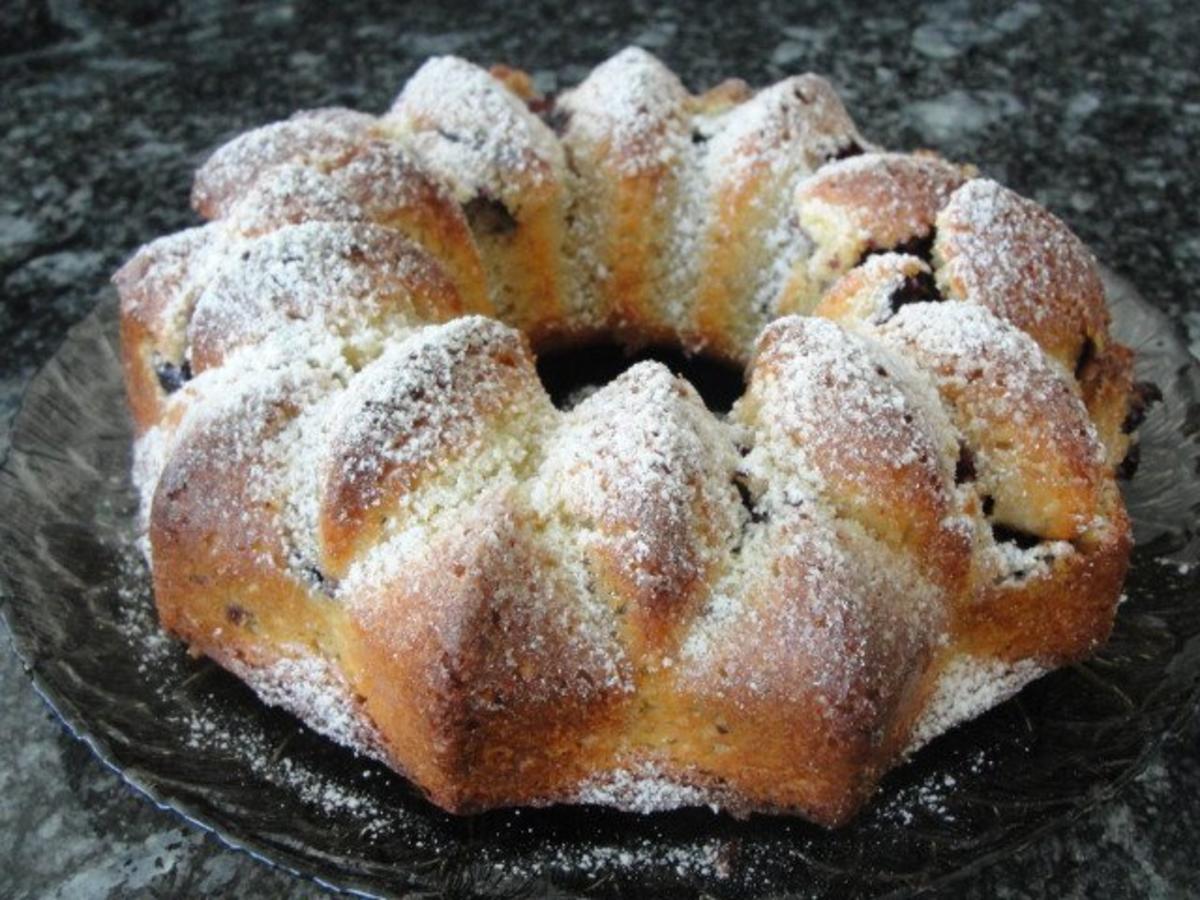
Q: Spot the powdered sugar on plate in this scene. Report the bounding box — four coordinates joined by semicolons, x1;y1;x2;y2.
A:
105;515;402;840
572;763;723;814
222;647;385;761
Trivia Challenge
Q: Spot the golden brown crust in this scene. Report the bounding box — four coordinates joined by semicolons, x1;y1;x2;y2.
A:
673;510;946;825
692;74;867;357
558;48;693;340
187;221;465;373
813;251;934;324
318;318;546;577
816;252;936;328
341;494;629;811
694;77;754;112
961;492;1131;665
383;57;570;342
486;64;538;101
934;178;1111;371
113;226;218;433
781;152;971;314
226;141;491;315
1079;342;1137;470
148;363;343;664
534;363;743;660
879;301;1106;541
743;315;972;596
192;109;374;219
119;50;1139;828
810;255;1133;675
800;152;970;249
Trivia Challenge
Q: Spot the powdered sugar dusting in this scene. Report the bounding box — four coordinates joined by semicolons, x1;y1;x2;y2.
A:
188;220;445;369
227;141;455;238
318;317;548;571
906;654;1045;753
884;301;1105;465
555;48;696;329
558;47;691;176
532;362;742;606
386;56;563;206
113;224;226;377
223;646;384;760
935;177;1107;362
325;317;528;498
111;46;1133;828
681;502;944;728
989;537;1075;583
342;488;631;702
177;702;396;839
192;109;374;218
108;540;402;840
744;316;958;498
822;252;935;326
697;74;866;349
489;835;729;883
705;75;862;188
258;376;353;570
225;162;364;235
131;424;167;535
752;211;815;321
880;301;1109;540
136;329;352;579
798;151;968;245
573;763;722;813
115;543;175;670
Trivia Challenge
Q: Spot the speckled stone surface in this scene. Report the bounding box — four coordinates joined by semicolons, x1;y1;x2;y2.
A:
1;0;1198;896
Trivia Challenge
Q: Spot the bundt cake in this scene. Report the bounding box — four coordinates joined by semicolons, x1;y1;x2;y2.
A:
115;47;1144;826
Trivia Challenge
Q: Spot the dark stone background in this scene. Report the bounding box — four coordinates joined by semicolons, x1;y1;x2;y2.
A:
1;0;1197;896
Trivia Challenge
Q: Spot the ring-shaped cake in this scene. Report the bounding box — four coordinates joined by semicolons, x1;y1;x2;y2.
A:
114;48;1146;826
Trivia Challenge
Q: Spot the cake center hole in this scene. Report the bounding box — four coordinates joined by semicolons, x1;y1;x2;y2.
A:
535;341;746;413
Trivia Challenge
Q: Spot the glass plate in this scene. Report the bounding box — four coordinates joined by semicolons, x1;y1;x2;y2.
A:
2;270;1199;898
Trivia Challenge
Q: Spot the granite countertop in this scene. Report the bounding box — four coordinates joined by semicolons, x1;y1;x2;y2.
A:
2;0;1198;896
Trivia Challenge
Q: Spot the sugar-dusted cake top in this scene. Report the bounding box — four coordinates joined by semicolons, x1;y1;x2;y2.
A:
114;47;1138;826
